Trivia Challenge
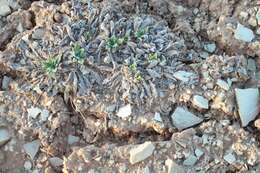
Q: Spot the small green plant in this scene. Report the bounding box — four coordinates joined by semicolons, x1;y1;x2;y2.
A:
134;72;143;81
106;35;121;50
135;28;148;40
84;31;91;40
148;52;158;61
129;62;143;82
72;43;85;63
42;56;60;76
129;62;137;72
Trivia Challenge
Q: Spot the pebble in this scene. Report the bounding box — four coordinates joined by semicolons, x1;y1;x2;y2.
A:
116;104;132;118
173;71;196;83
129;141;155;164
0;128;11;146
204;43;216;53
0;0;11;17
256;28;260;35
183;154;197;166
234;23;255;42
235;88;259;127
195;148;204;158
165;159;185;173
143;165;150;173
254;119;260;129
40;109;49;122
23;140;40;160
68;135;79;145
223;153;236;164
2;76;11;90
153;112;162;122
24;161;32;170
247;59;256;72
49;157;63;167
171;107;203;130
216;79;230;91
192;95;209;109
32;28;46;40
27;107;42;119
256;10;260;25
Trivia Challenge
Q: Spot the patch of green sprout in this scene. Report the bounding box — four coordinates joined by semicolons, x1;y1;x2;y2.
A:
135;28;148;40
129;62;143;82
129;62;137;72
106;35;121;50
72;43;85;63
134;72;143;82
42;56;60;76
84;31;91;40
148;52;158;61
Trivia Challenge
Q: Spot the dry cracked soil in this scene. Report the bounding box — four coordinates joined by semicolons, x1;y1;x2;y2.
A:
0;0;260;173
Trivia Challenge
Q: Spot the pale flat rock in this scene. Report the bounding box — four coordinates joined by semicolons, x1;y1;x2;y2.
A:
40;109;49;122
143;165;150;173
23;140;40;160
195;148;204;158
235;88;259;127
165;159;185;173
256;10;260;25
24;161;32;170
204;43;216;53
129;141;155;164
183;155;197;166
0;1;11;17
192;95;209;109
234;23;255;42
171;107;203;130
224;153;236;164
153;112;162;122
254;119;260;129
173;71;196;83
68;135;79;145
49;157;63;167
117;104;132;118
0;128;11;146
27;107;42;119
216;79;230;91
2;76;11;90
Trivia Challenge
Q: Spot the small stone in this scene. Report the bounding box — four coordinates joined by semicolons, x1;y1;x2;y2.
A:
256;10;260;25
204;43;216;53
224;153;236;164
173;71;196;83
254;119;260;129
165;159;185;173
235;88;259;127
2;76;11;90
256;28;260;35
143;165;150;173
23;140;40;160
40;109;49;122
49;157;63;167
195;149;204;158
183;155;197;166
68;135;79;145
129;141;155;164
239;11;249;19
32;28;46;40
0;2;11;17
256;71;260;79
216;79;230;91
171;107;203;130
247;59;256;72
234;23;255;42
0;128;11;146
153;112;162;122
117;104;132;118
27;107;41;119
200;51;209;59
32;169;40;173
248;17;257;27
192;95;209;109
24;161;32;170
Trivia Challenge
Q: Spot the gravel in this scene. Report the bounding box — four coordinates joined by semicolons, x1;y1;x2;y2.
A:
23;140;40;160
234;23;255;42
0;128;11;146
129;141;155;164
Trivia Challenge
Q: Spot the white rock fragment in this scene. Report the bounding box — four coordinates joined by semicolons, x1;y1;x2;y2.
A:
49;157;63;167
173;71;196;83
117;104;132;118
143;165;150;173
183;155;197;166
24;161;32;170
27;107;42;119
235;88;259;127
256;28;260;35
254;119;260;129
0;1;11;17
23;140;40;160
165;159;185;173
204;43;216;53
68;135;79;145
256;10;260;25
224;153;236;164
40;109;49;122
195;149;204;158
247;59;256;72
129;141;155;164
0;128;11;146
2;76;11;90
153;112;162;122
171;107;203;130
234;23;255;42
216;79;230;91
192;95;209;109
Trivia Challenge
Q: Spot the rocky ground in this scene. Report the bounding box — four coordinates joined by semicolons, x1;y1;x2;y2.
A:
0;0;260;172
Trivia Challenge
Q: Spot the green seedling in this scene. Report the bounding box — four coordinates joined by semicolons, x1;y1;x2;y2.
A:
134;72;143;82
106;35;121;50
42;56;60;76
129;62;137;72
135;28;148;40
148;52;158;61
72;43;85;63
84;31;91;40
